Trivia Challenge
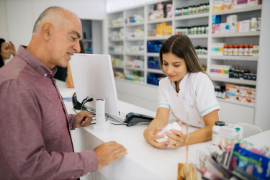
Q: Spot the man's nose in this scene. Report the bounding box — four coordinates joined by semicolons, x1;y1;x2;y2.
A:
74;41;81;53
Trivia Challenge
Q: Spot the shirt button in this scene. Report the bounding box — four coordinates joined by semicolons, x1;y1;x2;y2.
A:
190;105;193;108
71;177;74;179
198;121;201;124
176;94;178;97
44;74;47;77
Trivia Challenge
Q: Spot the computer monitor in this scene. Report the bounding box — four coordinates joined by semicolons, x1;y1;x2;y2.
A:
69;54;120;119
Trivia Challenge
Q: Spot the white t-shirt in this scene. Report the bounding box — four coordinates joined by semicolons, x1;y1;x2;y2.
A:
158;72;220;128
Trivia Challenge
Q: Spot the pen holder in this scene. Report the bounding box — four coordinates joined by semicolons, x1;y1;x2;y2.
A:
93;99;111;133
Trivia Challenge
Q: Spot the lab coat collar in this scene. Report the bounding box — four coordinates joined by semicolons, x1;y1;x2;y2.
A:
170;72;189;93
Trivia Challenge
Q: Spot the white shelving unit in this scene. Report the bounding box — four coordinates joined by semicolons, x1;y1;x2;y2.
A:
107;0;266;127
211;55;259;61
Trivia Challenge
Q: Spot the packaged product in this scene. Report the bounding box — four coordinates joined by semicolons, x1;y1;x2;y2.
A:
219;124;243;140
232;0;248;9
248;0;262;6
213;0;224;11
235;21;240;32
224;0;232;9
253;45;259;57
215;24;220;34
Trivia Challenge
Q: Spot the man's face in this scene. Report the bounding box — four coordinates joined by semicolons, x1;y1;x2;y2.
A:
47;13;82;68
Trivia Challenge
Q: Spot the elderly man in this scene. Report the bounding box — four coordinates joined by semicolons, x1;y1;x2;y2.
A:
0;7;127;180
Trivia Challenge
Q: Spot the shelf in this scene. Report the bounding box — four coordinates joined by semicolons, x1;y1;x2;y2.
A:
217;98;255;108
147;69;163;74
126;53;144;56
147;53;159;57
109;52;124;55
212;31;260;38
125;38;144;41
212;5;262;15
147;36;171;40
109;39;124;42
125;22;144;26
198;55;208;59
211;55;259;61
109;25;124;28
188;34;208;38
125;67;145;71
174;12;209;20
147;17;172;24
115;78;145;85
210;76;256;85
82;39;92;42
112;65;124;69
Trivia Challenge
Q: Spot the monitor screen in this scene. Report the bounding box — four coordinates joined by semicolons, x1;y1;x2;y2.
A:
69;54;120;118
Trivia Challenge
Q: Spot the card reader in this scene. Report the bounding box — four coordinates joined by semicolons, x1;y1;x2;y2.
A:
125;112;154;127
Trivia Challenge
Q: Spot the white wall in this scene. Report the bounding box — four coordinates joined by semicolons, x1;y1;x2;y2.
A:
0;0;9;40
4;0;106;50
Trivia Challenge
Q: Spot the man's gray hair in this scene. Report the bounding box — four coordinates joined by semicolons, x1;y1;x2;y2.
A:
32;6;68;34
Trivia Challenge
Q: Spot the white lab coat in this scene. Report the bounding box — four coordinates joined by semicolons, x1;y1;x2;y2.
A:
158;72;220;128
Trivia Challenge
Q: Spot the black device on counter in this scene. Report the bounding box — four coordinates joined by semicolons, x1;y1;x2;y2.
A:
125;112;154;127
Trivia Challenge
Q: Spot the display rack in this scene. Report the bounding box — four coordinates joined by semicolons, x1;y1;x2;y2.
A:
107;0;264;125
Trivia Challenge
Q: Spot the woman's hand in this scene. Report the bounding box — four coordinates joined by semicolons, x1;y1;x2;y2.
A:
165;129;185;149
8;41;16;56
144;127;169;149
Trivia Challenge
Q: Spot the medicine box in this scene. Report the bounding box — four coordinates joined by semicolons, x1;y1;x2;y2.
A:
213;0;224;11
219;124;243;140
232;0;248;9
248;0;262;6
212;15;221;25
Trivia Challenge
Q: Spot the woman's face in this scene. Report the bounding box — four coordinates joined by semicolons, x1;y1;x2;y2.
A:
0;42;11;60
162;53;188;82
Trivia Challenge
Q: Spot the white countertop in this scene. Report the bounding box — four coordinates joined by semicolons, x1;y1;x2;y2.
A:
55;79;269;180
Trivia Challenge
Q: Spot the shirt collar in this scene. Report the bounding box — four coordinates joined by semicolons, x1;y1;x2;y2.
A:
170;72;189;92
17;45;57;78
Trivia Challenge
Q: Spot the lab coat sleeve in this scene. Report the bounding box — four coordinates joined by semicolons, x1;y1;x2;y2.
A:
157;79;170;109
194;74;220;117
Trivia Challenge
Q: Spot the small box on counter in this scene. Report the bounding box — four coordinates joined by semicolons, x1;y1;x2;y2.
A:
219;124;244;140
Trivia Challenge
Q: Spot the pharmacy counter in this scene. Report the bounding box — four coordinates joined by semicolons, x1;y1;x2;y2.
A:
56;80;269;180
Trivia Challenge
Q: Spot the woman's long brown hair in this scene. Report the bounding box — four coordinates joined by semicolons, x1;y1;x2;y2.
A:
159;35;206;74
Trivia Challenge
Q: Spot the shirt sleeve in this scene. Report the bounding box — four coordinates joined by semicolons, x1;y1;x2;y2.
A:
68;114;76;130
157;79;170;109
195;74;221;117
0;80;98;180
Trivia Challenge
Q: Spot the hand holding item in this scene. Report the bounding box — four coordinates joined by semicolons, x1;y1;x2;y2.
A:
164;121;185;149
144;126;169;149
75;110;93;128
8;41;16;56
94;141;128;169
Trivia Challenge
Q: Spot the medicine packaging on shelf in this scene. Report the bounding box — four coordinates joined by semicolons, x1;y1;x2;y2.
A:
210;65;230;78
147;73;165;86
108;28;124;40
108;45;123;53
112;58;123;66
148;2;173;21
126;29;144;39
125;15;144;24
109;17;123;27
148;57;160;69
113;70;125;79
175;2;209;16
126;44;144;54
124;59;144;69
125;71;144;83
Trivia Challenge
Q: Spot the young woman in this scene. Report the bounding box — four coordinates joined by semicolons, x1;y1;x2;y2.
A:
144;35;220;149
0;38;16;68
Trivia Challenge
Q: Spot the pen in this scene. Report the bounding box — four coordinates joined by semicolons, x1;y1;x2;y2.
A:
186;113;189;180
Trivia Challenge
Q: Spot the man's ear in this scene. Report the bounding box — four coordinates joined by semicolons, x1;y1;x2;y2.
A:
41;23;53;40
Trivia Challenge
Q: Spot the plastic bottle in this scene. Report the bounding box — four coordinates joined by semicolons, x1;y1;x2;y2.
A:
257;17;261;31
248;44;254;56
238;45;244;56
228;45;233;55
233;44;239;56
250;18;257;32
223;44;228;55
244;45;249;56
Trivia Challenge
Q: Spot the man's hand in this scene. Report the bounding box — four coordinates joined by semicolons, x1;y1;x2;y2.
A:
75;111;93;128
8;41;16;56
94;141;127;169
